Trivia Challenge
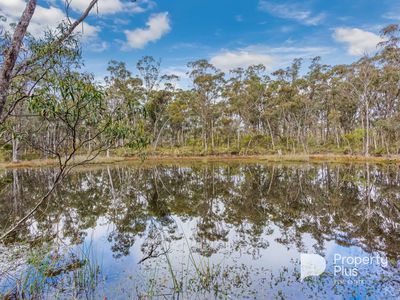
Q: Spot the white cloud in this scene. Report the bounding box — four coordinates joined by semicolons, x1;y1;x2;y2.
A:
333;28;383;56
87;41;109;52
246;45;332;56
163;66;186;79
210;51;276;71
258;1;325;26
124;12;170;49
209;45;334;72
68;0;155;15
0;0;26;15
235;15;243;22
69;0;122;14
382;12;400;21
382;4;400;21
0;0;99;38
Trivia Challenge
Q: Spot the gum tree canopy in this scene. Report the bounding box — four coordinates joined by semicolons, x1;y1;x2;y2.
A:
0;0;99;123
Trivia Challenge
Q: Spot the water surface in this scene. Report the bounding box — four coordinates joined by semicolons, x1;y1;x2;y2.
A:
0;162;399;299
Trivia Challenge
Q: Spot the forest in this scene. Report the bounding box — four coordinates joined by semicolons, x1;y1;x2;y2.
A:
1;5;400;163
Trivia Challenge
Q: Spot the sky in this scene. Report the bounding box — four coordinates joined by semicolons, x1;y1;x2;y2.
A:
1;0;399;85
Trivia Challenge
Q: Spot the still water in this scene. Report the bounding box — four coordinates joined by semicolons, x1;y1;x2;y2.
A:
0;162;399;299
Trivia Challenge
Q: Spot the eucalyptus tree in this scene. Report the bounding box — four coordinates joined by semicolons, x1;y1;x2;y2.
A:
146;74;179;150
305;57;332;145
224;67;246;148
0;0;106;168
188;60;225;152
345;57;381;156
376;24;400;153
135;56;180;149
286;58;314;152
166;90;191;146
225;65;272;150
137;56;162;101
105;60;146;153
380;24;400;64
244;65;270;135
0;71;97;239
0;44;149;241
0;0;99;123
329;65;359;134
268;59;309;152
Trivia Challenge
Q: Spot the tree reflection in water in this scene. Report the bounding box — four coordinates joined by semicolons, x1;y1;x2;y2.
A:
0;162;399;299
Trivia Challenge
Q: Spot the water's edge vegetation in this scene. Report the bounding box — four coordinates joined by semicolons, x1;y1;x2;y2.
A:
2;153;400;170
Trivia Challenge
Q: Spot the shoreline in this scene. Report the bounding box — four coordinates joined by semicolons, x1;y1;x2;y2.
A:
1;154;400;169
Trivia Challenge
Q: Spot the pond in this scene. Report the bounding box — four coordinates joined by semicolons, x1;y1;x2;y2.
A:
0;162;399;299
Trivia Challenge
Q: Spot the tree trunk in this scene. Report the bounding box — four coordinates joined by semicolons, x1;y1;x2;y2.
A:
0;0;37;121
267;120;275;149
12;169;20;213
153;119;169;152
211;120;214;151
335;127;340;148
12;133;19;162
237;129;240;150
365;99;370;156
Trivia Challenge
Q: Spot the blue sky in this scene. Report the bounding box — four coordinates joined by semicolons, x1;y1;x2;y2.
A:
1;0;400;83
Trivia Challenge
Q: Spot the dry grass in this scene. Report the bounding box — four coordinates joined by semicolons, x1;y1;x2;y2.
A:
0;156;129;170
0;153;399;170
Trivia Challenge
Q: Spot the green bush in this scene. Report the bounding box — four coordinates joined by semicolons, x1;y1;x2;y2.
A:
2;144;12;151
343;128;364;149
371;147;385;156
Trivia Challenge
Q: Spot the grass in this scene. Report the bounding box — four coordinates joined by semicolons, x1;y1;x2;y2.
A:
0;243;101;299
1;153;400;170
1;147;400;170
135;223;256;300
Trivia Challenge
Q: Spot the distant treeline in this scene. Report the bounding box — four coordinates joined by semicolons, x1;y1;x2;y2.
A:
2;25;400;160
